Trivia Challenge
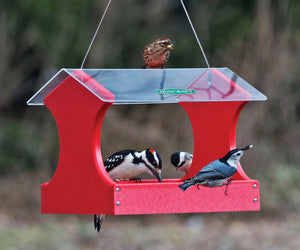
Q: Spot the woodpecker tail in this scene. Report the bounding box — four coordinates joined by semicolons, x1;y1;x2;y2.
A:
94;214;105;233
178;180;195;191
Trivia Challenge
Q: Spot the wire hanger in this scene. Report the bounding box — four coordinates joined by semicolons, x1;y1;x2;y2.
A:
80;0;211;87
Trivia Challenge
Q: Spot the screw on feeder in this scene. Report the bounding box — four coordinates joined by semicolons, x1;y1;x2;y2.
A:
253;198;258;203
116;187;120;192
253;184;257;189
116;201;121;206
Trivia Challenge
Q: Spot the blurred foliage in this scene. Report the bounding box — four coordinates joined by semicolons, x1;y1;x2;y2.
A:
265;164;300;212
0;0;300;213
0;119;37;173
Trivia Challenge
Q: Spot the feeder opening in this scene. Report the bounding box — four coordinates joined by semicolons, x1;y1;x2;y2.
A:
100;103;194;180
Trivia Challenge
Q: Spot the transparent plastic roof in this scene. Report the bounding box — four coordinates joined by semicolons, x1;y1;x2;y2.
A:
27;68;266;105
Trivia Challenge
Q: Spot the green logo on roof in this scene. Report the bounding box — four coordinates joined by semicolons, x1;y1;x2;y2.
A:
156;89;196;95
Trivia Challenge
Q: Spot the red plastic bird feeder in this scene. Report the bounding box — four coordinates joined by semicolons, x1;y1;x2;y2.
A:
27;67;266;215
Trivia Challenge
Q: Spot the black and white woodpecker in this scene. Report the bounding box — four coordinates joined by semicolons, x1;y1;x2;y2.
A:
178;145;253;195
170;151;193;174
94;148;162;233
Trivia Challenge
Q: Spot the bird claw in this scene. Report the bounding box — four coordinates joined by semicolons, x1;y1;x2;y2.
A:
130;177;142;183
225;186;228;196
224;178;233;196
197;184;201;190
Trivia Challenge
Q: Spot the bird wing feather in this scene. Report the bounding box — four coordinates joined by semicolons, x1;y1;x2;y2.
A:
104;150;134;172
193;160;237;180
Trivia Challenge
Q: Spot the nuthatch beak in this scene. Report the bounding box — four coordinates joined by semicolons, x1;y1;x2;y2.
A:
242;144;253;151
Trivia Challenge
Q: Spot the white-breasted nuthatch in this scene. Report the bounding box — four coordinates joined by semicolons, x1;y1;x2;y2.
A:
170;151;193;174
178;145;253;195
94;148;162;233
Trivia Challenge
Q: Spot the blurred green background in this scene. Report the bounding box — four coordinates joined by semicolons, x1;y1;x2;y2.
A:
0;0;300;249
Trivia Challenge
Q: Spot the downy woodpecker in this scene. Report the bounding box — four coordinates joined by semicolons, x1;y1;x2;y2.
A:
94;148;162;233
170;151;193;174
104;149;162;182
178;145;253;195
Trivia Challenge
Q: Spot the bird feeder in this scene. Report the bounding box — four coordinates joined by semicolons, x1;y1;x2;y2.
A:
27;67;266;215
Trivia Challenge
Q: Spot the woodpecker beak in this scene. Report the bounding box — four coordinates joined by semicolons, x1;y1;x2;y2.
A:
154;168;162;182
167;44;173;50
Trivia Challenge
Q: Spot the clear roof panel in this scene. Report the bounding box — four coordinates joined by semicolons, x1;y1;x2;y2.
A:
27;68;267;105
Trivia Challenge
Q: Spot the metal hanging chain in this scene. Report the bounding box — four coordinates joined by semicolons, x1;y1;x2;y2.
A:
80;0;113;70
180;0;211;86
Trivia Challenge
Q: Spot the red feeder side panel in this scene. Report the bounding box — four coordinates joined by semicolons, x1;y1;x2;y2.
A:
179;101;250;181
42;75;115;214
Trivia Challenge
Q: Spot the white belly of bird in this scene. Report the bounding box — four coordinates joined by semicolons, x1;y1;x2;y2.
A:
178;161;191;173
209;178;229;187
108;162;148;180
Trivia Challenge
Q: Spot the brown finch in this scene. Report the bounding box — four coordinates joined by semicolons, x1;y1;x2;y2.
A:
143;38;174;69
